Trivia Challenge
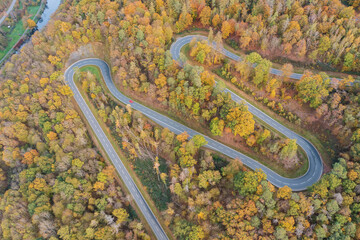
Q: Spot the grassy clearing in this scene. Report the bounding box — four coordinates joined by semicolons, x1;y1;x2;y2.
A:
80;65;101;79
0;4;41;59
0;20;24;59
74;65;175;239
27;5;40;15
134;157;171;211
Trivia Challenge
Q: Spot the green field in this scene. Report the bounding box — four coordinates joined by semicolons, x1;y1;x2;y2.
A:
0;3;42;60
80;65;102;79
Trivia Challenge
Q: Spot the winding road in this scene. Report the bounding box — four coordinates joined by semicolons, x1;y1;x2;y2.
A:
64;35;326;239
65;57;323;190
0;0;17;26
65;61;169;240
169;35;323;191
171;35;307;80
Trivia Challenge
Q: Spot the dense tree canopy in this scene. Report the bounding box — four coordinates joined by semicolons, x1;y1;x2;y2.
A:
0;0;359;239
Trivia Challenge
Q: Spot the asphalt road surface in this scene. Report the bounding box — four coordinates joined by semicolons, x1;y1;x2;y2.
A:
64;47;325;236
64;61;169;240
66;58;323;191
170;36;323;190
171;35;308;80
0;0;17;26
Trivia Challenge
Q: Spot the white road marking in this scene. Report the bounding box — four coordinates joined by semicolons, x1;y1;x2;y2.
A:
64;49;325;235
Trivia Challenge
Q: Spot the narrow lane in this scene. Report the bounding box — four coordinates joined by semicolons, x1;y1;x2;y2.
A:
170;36;324;189
64;62;169;240
171;35;321;80
65;58;323;193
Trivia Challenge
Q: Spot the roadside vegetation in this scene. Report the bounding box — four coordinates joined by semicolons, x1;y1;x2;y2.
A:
0;0;359;239
0;0;43;60
77;62;360;240
189;0;360;75
0;0;13;14
185;37;358;171
114;54;308;177
74;65;174;238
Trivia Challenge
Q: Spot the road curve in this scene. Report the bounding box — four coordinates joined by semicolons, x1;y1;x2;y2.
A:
172;35;309;80
66;58;322;193
0;0;17;26
171;35;323;190
64;60;169;240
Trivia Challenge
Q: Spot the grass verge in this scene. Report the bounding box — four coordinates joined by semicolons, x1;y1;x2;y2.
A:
133;157;171;211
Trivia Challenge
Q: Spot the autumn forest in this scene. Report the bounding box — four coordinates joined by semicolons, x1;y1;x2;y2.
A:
0;0;359;239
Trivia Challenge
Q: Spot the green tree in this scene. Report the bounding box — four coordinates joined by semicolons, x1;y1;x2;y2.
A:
198;170;221;189
326;199;339;215
118;29;126;41
279;139;298;159
351;129;360;143
332;161;347;179
326;174;341;190
196;50;206;64
210;117;224;136
296;72;330;108
191;135;208;148
318;36;331;54
136;29;144;41
234;170;266;195
173;220;193;239
257;129;270;144
350;143;360;161
57;226;71;240
343;52;355;71
253;63;271;87
246;52;263;64
315;225;327;239
274;227;288;240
